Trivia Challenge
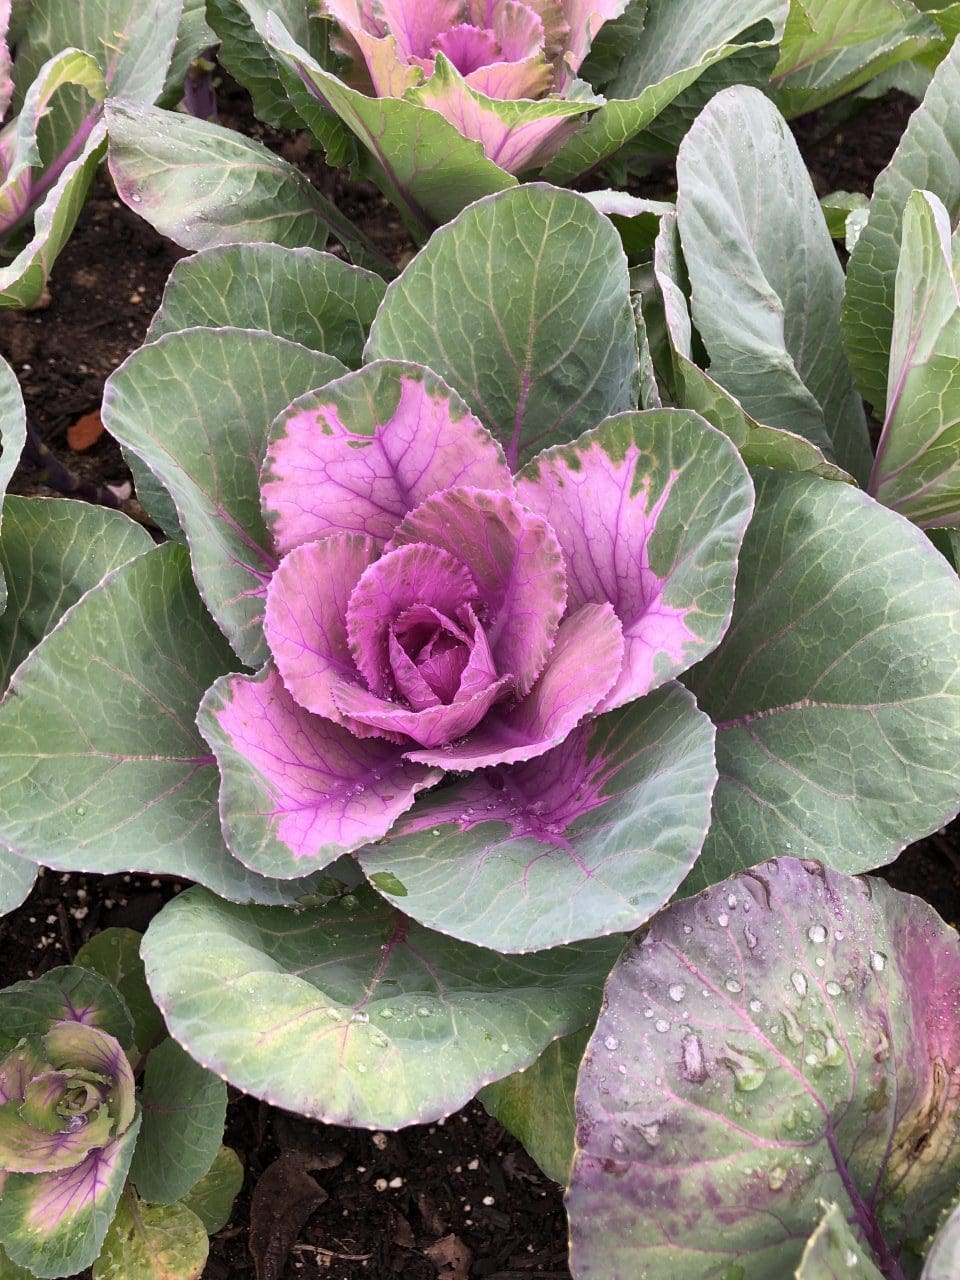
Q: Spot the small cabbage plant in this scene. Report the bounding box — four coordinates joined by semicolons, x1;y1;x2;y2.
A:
0;0;198;308
0;944;241;1279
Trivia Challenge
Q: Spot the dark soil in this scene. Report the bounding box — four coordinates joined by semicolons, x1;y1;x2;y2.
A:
0;81;958;1280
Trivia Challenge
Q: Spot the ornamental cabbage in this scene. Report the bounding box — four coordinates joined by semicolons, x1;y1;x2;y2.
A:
317;0;627;171
197;358;750;875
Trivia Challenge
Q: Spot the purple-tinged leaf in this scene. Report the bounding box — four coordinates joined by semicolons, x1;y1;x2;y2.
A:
0;1116;140;1279
567;858;960;1279
518;410;752;710
0;1;11;120
557;0;631;84
359;681;716;950
264;534;380;725
407;55;594;174
404;601;623;768
389;486;566;696
198;664;442;878
334;665;514;747
0;967;133;1053
345;542;481;695
261;362;512;557
0;1098;113;1175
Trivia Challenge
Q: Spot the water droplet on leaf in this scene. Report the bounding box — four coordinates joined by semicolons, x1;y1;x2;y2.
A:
791;971;808;997
807;924;827;944
668;983;685;1003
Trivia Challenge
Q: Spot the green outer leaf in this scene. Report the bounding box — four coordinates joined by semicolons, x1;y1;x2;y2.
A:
0;1243;36;1278
685;469;960;886
92;1190;208;1280
129;1038;227;1205
0;356;27;618
542;0;787;184
0;1117;141;1280
843;41;960;414
676;86;872;485
0;123;106;309
141;884;624;1128
146;244;385;369
366;184;639;469
179;1145;243;1235
0;848;35;916
0;965;133;1050
258;11;517;237
479;1025;589;1184
102;329;345;668
0;542;340;907
0;496;153;692
105;100;381;270
73;928;165;1058
14;0;182;105
797;1204;885;1279
770;0;941;119
207;0;327;132
869;190;960;527
820;191;870;241
652;212;852;483
359;682;716;952
772;8;941;118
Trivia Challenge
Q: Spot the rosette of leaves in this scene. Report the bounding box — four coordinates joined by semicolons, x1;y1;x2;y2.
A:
0;953;240;1279
1;183;959;1131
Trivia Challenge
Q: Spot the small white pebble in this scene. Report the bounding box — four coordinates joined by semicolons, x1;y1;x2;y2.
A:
482;1196;495;1206
467;1158;480;1170
388;1176;403;1188
371;1132;387;1149
374;1178;388;1191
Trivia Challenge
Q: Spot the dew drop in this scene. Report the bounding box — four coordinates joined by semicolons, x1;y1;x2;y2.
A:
743;926;758;951
767;1165;787;1191
815;957;825;968
721;1047;767;1092
643;1008;654;1019
370;1031;389;1048
807;924;827;944
781;1008;804;1047
668;983;686;1003
749;999;762;1013
825;981;842;997
431;828;441;837
357;1063;367;1073
500;1043;510;1052
680;1032;707;1084
791;971;808;997
804;1052;818;1066
351;1011;370;1024
611;1135;625;1154
416;1006;431;1017
727;893;737;908
717;913;729;928
871;951;886;972
682;925;693;935
845;1250;858;1268
604;1035;620;1051
725;978;742;994
130;192;142;203
638;1121;660;1148
75;805;86;817
655;1019;670;1034
380;1007;395;1019
324;1007;341;1021
834;930;845;941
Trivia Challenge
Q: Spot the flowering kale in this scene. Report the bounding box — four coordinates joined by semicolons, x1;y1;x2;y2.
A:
197;358;745;877
317;0;626;171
